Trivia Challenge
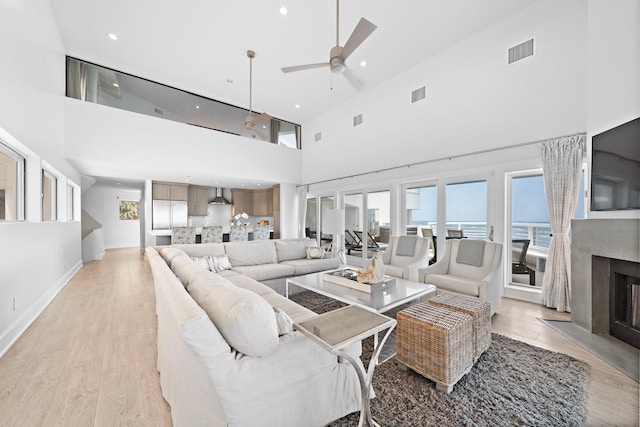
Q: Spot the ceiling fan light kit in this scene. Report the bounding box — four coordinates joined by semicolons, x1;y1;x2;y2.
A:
281;0;376;90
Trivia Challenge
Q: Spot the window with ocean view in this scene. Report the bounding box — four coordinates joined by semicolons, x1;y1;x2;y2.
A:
405;184;437;235
512;172;585;251
446;180;487;239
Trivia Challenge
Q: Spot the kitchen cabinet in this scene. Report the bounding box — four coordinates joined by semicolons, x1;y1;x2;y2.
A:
152;182;188;201
188;185;209;216
232;189;253;216
252;189;273;216
232;188;274;216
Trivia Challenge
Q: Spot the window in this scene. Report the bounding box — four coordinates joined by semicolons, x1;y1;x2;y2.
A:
511;172;585;251
446;180;487;239
42;170;57;221
0;142;25;221
404;184;437;235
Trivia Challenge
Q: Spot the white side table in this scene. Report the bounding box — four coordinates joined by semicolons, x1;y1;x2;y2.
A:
295;305;396;427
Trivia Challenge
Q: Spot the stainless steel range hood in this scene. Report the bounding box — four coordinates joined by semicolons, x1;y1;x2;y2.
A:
209;187;231;205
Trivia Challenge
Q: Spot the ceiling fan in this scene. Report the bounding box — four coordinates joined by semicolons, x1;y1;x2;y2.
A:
245;50;271;140
281;0;377;91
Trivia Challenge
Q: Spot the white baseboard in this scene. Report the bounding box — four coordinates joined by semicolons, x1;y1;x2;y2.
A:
503;283;544;304
0;259;83;358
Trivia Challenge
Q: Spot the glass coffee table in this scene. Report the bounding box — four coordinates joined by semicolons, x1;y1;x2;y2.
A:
285;268;437;314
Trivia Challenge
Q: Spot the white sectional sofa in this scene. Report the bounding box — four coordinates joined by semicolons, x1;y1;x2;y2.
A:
146;238;361;426
167;237;340;293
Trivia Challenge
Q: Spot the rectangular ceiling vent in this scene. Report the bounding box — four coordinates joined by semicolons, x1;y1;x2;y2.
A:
411;86;426;103
314;131;322;142
508;38;534;64
154;107;164;115
353;114;363;127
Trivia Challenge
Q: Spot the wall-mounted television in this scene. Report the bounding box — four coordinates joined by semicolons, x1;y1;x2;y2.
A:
590;117;640;211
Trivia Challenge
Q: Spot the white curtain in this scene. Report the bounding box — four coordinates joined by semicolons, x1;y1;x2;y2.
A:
540;134;586;312
297;185;307;238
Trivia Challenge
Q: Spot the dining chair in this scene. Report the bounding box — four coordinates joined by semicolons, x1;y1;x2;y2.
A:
201;226;223;243
253;225;270;240
171;226;196;244
230;225;249;242
447;229;464;238
512;239;536;286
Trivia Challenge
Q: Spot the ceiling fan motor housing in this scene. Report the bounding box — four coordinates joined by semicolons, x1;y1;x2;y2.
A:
329;46;345;73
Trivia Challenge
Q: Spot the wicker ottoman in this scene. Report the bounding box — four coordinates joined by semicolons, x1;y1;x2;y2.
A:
428;291;491;361
396;303;473;393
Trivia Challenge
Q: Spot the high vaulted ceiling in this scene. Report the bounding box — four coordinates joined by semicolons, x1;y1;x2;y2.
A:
50;0;537;126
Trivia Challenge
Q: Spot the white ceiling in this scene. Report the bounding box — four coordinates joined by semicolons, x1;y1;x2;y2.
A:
50;0;537;189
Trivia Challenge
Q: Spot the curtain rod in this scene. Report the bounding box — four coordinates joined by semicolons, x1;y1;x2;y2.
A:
300;131;586;188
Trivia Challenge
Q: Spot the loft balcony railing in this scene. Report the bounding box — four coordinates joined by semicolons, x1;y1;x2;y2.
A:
65;57;301;148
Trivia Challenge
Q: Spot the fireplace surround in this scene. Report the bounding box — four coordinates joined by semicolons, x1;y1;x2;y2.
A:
571;219;640;339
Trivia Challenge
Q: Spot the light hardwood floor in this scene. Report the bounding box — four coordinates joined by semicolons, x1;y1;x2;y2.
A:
0;248;638;426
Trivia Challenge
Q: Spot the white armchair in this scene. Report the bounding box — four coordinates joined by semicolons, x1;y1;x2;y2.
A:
381;235;432;281
418;239;503;315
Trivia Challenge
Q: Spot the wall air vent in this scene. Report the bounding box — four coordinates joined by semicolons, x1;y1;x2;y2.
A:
353;114;363;127
508;38;534;64
411;86;426;103
315;131;322;142
154;107;164;115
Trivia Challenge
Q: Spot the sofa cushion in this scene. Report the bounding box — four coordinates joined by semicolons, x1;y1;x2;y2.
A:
384;264;405;280
171;242;226;258
187;274;279;358
425;273;480;297
279;258;341;276
225;274;277;297
273;307;295;336
171;255;208;286
159;247;189;267
275;239;311;262
231;264;295;282
225;240;278;266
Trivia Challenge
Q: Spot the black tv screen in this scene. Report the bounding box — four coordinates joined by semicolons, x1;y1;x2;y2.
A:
590;117;640;211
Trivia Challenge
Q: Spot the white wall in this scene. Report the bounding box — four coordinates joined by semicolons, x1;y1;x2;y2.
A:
586;0;640;220
0;0;82;356
301;0;587;185
64;99;303;187
83;184;141;249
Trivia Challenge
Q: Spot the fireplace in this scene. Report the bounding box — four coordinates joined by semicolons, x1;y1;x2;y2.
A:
609;259;640;348
571;219;640;340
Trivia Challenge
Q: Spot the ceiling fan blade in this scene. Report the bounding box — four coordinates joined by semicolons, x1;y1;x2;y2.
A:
341;17;377;60
281;63;330;73
342;66;365;91
253;112;271;125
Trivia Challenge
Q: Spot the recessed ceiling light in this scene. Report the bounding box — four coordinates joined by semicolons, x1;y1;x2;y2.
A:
112;82;119;88
280;6;288;15
295;104;300;108
108;33;118;40
360;60;367;67
195;105;200;109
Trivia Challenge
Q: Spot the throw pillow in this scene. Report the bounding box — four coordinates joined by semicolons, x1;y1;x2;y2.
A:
208;255;232;273
190;256;211;271
188;282;279;357
273;307;294;336
456;239;486;267
306;246;325;259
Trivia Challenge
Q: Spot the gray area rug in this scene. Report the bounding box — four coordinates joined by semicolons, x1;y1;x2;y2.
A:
290;291;590;426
